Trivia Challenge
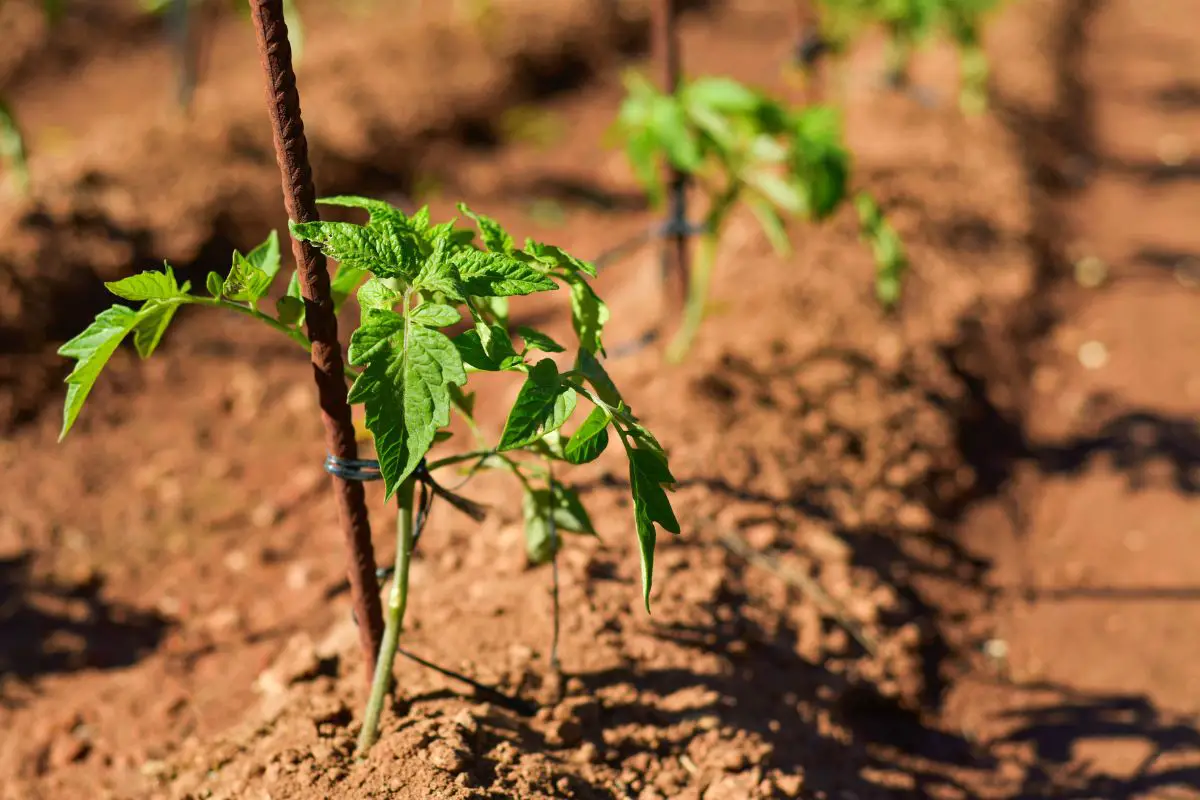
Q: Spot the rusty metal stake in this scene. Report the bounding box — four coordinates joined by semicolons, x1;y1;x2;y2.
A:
248;0;385;685
651;0;689;323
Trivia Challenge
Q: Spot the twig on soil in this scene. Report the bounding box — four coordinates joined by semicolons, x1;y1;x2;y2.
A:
248;0;384;686
709;521;880;657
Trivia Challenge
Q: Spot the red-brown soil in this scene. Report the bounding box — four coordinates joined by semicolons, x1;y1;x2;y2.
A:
0;0;1197;798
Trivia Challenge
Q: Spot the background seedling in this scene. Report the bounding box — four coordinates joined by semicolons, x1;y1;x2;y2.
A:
813;0;1003;113
610;72;907;361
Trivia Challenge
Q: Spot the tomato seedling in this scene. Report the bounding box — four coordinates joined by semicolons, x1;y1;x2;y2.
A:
58;196;680;754
814;0;1002;114
610;72;906;361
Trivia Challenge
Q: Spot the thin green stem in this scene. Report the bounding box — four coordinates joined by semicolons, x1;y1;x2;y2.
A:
665;231;720;363
191;295;361;381
356;475;417;756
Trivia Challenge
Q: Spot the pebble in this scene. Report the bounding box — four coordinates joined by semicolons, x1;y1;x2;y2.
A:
1078;340;1109;370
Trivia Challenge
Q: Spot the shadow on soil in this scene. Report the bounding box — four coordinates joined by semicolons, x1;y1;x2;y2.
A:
993;681;1200;798
0;552;170;702
568;574;993;798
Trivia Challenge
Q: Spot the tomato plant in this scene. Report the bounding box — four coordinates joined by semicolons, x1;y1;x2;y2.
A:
58;197;680;753
814;0;1003;114
611;72;906;361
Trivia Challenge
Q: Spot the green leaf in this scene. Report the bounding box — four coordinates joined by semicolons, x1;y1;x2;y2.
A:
564;406;610;465
206;271;224;298
746;196;792;255
289;218;422;280
0;98;30;194
286;269;302;299
523;482;598;565
746;170;805;215
452;250;557;297
682;76;761;114
498;359;578;450
650;95;704;173
413;249;467;301
517;326;565;354
577;348;622;407
458;203;515;253
352;325;467;497
318;195;411;227
522;240;597;278
347;309;405;367
453;324;521;371
104;267;183;301
132;301;180;359
566;275;609;355
627;446;680;611
331;265;368;312
791;106;849;220
276;294;305;325
57;306;140;440
223;252;274;303
245;230;282;280
410;302;461;328
357;277;401;311
856;193;907;309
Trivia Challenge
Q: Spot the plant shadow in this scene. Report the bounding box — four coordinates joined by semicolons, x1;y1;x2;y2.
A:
0;552;170;704
993;681;1200;798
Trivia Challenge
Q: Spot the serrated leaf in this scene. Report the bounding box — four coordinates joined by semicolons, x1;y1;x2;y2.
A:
206;271;224;298
564;406;610;464
517;326;565;354
452;250;557;297
627;446;680;611
353;325;467;497
347;309;405;367
57;306;140;440
566;275;609;355
245;230;282;279
105;268;183;301
290;218;422;280
276;294;305;325
318;195;410;226
458;203;514;253
223;251;274;303
577;348;622;407
357;277;401;311
522;240;597;278
410;302;461;328
453;324;520;371
132;301;180;359
498;359;577;450
413;251;466;302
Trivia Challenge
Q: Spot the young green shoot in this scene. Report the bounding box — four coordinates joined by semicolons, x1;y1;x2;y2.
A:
814;0;1003;114
611;72;907;361
58;196;680;757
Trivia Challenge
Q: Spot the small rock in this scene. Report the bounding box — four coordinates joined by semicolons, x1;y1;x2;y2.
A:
1073;255;1107;288
426;740;471;772
1077;340;1108;370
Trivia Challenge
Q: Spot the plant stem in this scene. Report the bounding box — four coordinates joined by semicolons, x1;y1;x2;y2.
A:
248;0;384;686
356;476;417;756
665;231;719;363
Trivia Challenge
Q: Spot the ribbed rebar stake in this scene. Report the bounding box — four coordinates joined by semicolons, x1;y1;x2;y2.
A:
651;0;689;322
248;0;385;685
